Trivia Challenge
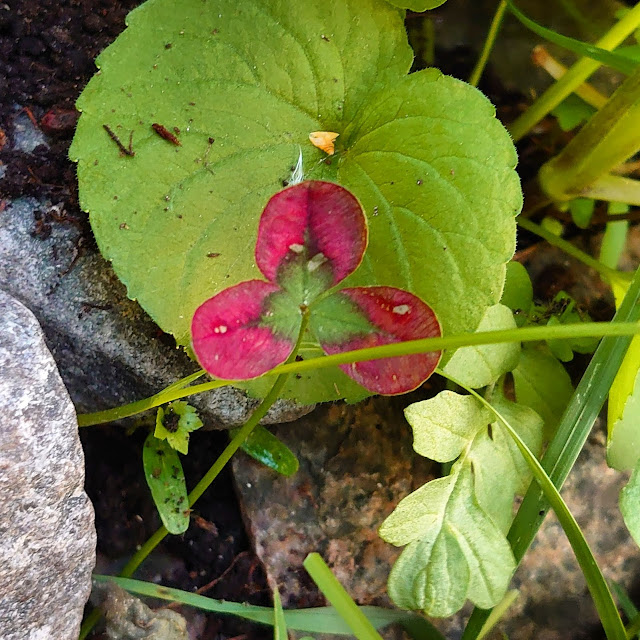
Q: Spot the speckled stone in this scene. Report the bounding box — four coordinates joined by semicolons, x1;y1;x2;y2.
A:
0;289;96;640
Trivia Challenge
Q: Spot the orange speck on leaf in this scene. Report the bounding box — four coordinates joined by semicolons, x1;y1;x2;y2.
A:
309;131;339;155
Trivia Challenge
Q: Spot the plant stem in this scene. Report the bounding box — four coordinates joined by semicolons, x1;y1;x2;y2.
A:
469;0;508;87
579;174;640;206
539;64;640;201
78;322;640;427
509;3;640;142
462;265;640;639
517;217;626;284
531;45;608;109
442;371;626;640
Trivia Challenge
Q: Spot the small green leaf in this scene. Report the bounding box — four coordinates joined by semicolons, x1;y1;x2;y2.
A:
500;261;533;327
512;344;573;437
155;402;203;455
380;467;515;617
234;425;299;476
551;94;596;132
569;198;596;229
143;433;190;534
442;304;520;388
620;458;640;547
404;391;492;463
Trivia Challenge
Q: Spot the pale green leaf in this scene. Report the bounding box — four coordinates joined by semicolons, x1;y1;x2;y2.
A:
71;0;520;403
620;458;640;548
468;395;543;532
512;344;573;437
143;433;190;534
442;305;520;388
500;261;533;327
405;390;492;463
380;467;515;617
607;356;640;471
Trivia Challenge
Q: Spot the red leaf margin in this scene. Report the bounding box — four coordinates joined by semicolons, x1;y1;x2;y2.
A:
255;181;368;288
320;287;442;395
191;280;297;380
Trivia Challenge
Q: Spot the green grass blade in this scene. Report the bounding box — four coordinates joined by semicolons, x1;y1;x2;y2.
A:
611;582;640;639
462;266;640;639
507;1;638;74
303;553;384;640
274;589;287;640
91;575;445;638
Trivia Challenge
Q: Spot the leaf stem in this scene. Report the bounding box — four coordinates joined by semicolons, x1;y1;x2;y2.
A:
517;216;627;284
441;371;627;640
539;65;640;202
508;2;640;142
469;0;508;87
77;322;640;426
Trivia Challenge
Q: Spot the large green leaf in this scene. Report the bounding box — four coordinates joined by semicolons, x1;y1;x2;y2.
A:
71;0;520;403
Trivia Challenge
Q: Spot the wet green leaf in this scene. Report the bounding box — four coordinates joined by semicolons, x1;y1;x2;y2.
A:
234;425;299;476
143;433;190;534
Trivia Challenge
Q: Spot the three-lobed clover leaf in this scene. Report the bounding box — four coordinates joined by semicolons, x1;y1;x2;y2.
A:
191;180;442;395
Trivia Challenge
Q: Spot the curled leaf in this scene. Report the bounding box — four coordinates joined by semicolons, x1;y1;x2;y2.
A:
313;286;441;395
191;280;298;379
309;131;339;155
255;181;368;291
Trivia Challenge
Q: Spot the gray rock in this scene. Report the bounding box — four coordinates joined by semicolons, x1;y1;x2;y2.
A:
0;114;312;429
0;289;96;640
91;581;188;640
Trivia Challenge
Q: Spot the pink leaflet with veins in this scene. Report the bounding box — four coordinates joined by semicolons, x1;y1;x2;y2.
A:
255;181;367;287
191;280;295;380
320;287;442;395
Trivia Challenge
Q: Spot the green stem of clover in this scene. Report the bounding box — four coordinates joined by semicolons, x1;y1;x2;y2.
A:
77;321;640;427
78;309;310;640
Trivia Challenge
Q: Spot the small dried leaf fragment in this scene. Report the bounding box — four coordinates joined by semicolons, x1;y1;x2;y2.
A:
309;131;339;155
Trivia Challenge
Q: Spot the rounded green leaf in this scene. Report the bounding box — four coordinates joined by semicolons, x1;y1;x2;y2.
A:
71;0;520;403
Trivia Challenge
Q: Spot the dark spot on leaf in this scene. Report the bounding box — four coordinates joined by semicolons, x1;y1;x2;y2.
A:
487;423;493;440
207;252;220;258
321;34;330;41
119;222;129;230
163;412;180;433
152;467;161;478
165;43;172;49
416;179;423;185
